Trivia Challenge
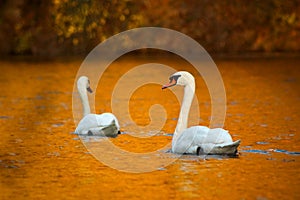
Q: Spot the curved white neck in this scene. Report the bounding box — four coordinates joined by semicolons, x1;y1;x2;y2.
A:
173;82;195;143
78;87;91;117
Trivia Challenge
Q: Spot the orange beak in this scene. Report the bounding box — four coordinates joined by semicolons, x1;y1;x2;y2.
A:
162;78;176;89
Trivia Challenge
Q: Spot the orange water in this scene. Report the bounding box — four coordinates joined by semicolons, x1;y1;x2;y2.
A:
0;55;299;199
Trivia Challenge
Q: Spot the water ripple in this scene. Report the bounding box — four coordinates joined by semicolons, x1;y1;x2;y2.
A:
241;149;270;155
271;149;300;155
241;149;300;155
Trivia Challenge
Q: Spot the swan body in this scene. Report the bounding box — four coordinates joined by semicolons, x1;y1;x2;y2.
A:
74;76;120;137
162;71;240;155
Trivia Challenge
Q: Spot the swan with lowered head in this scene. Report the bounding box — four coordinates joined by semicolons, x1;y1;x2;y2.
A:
74;76;120;137
162;71;240;155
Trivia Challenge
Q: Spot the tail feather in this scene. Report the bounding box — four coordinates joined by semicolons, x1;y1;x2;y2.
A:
198;140;241;155
87;120;119;137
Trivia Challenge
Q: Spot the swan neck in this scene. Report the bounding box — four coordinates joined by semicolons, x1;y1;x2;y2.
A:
173;82;195;141
78;87;91;117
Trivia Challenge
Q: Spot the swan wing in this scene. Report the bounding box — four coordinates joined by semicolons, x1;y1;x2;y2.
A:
75;113;120;136
95;113;120;129
74;114;99;134
173;126;240;155
198;128;233;144
172;126;209;154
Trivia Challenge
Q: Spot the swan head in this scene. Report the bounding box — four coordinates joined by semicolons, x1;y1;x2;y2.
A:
77;76;93;93
162;71;195;89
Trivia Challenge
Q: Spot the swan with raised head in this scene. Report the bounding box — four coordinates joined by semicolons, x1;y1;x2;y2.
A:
162;71;240;155
74;76;120;137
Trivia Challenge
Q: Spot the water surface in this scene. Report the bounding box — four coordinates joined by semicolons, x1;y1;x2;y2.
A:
0;55;299;199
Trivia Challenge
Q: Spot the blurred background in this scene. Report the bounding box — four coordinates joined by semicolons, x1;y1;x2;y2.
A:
0;0;299;57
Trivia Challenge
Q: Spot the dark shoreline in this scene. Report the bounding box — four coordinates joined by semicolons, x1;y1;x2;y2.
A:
0;51;299;63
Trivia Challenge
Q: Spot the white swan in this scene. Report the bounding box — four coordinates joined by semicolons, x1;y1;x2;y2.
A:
74;76;120;137
162;71;240;155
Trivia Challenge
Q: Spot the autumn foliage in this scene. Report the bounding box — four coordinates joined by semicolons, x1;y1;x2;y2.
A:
0;0;299;56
